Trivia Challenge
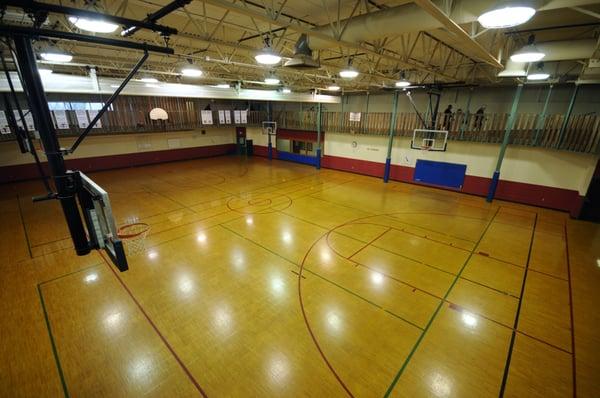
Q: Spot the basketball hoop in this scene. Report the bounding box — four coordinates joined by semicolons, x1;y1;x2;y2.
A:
117;222;150;256
420;145;432;151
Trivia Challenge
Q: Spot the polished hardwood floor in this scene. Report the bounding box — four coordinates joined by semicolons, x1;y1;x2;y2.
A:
1;156;598;397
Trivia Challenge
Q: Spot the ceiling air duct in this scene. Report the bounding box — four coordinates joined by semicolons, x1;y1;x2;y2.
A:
284;34;320;69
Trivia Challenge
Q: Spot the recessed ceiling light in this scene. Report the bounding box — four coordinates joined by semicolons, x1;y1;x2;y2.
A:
139;77;158;83
40;48;73;63
478;5;536;29
527;72;550;80
181;67;203;77
38;68;53;76
264;76;280;85
68;16;119;33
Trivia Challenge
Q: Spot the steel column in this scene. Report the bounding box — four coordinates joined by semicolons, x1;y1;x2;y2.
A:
267;101;273;160
556;84;579;149
316;102;322;169
383;90;400;183
12;36;90;254
487;84;524;202
533;84;553;146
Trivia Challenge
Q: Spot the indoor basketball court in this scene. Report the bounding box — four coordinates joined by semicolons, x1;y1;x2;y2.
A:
1;1;599;397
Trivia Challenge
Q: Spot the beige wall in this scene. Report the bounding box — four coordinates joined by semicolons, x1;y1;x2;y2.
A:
0;128;236;167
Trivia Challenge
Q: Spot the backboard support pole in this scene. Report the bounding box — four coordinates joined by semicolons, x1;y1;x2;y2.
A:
12;35;90;255
384;90;400;183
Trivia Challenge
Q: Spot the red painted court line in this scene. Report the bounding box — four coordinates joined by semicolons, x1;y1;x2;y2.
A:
347;227;392;260
99;253;208;397
563;223;577;398
474;252;569;282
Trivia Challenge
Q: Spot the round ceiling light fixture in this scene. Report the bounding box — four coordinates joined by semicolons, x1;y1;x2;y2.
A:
327;85;341;91
527;62;550;80
255;37;282;65
38;68;53;76
264;72;280;85
282;88;291;93
181;63;203;77
139;76;159;83
477;2;537;29
68;16;119;33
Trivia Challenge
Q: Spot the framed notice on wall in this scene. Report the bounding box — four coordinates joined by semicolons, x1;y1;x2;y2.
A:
0;111;10;134
240;110;247;124
224;110;231;124
218;110;225;124
233;110;241;124
349;112;361;122
52;110;69;129
88;111;102;128
75;110;89;128
201;110;213;125
13;110;35;130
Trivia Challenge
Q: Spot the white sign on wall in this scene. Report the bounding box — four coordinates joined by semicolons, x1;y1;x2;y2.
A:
240;110;248;124
349;112;361;122
218;110;225;124
233;110;241;124
87;110;102;128
201;110;213;125
53;110;69;129
0;111;10;134
224;110;231;124
75;110;89;128
13;110;35;130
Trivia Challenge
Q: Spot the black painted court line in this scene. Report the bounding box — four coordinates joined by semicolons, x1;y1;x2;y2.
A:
563;223;577;398
37;284;70;398
498;213;538;397
16;194;33;259
383;207;501;398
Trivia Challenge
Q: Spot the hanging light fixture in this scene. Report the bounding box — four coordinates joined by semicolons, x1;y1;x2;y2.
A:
327;84;341;91
181;59;203;77
40;45;73;63
255;37;282;65
282;88;291;93
68;16;119;33
139;76;159;83
214;83;230;88
38;68;53;76
477;1;538;29
527;62;550;80
395;71;411;87
339;58;359;79
510;35;545;63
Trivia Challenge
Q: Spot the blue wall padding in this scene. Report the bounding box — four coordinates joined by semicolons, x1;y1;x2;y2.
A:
413;159;467;189
277;151;317;166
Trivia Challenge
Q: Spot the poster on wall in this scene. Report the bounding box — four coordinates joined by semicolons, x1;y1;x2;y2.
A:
13;110;35;130
349;112;361;122
87;110;102;128
201;110;213;125
218;110;225;124
233;110;241;124
240;110;248;124
53;110;69;129
224;110;231;124
0;111;10;134
75;110;89;128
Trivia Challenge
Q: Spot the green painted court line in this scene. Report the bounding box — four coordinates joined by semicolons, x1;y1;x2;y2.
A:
382;207;500;398
38;263;104;286
37;284;70;398
498;214;538;397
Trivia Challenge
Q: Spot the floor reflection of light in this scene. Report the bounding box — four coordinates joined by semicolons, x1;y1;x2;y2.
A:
246;216;254;225
197;233;207;243
326;311;342;332
282;231;292;244
104;311;122;331
320;249;332;263
267;353;290;386
147;250;158;260
371;271;384;285
271;276;285;296
213;305;232;333
84;273;98;283
129;356;154;384
461;311;478;328
430;372;452;397
232;251;245;270
178;275;194;294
